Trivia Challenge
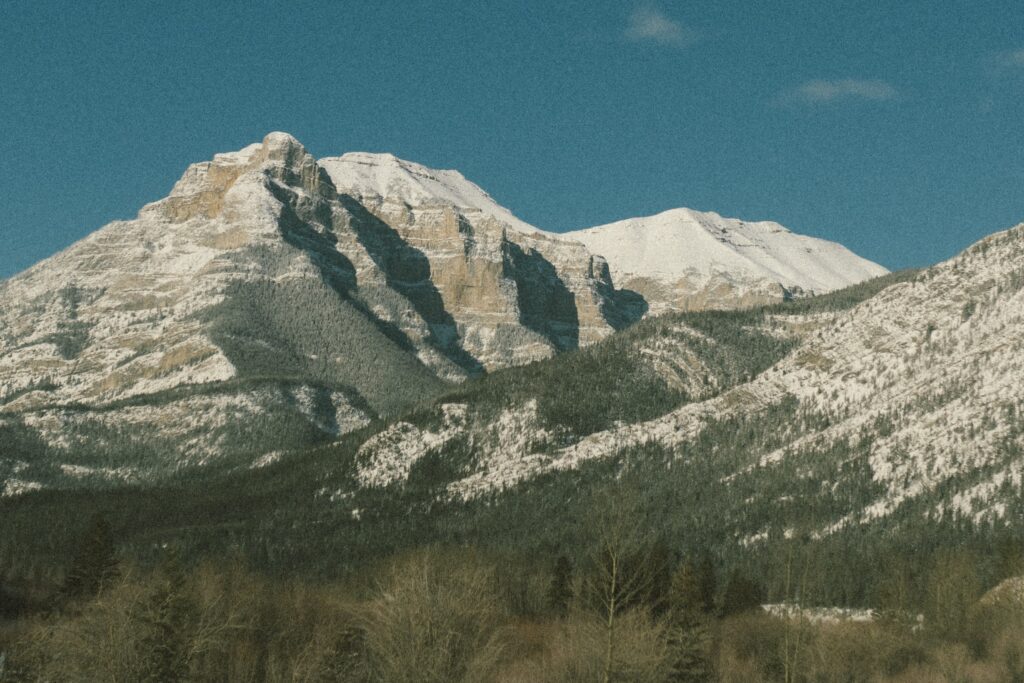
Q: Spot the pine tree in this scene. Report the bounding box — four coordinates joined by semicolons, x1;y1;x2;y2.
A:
721;569;763;617
137;551;193;683
644;540;674;617
697;556;717;614
61;513;119;600
0;579;24;618
547;554;574;616
667;562;714;682
667;624;713;683
668;562;704;629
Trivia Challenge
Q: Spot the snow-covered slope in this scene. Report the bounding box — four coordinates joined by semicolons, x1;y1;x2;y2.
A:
566;208;888;312
320;152;545;236
0;132;888;488
339;222;1024;535
0;133;636;479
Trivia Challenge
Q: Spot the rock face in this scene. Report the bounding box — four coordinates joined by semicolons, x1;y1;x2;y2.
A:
317;152;641;369
566;207;889;313
0;134;637;470
0;132;884;478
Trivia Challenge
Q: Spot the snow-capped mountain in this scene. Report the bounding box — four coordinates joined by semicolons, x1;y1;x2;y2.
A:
319;152;544;236
566;208;888;313
0;133;635;474
0;132;884;483
345;222;1024;534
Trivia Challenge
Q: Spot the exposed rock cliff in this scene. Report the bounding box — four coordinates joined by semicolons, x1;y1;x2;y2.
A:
0;133;884;477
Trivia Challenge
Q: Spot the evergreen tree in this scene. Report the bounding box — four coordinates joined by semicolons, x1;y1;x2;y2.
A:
667;624;714;683
925;550;981;640
644;540;674;617
721;569;763;617
0;579;24;618
61;513;119;600
667;562;714;682
547;554;574;616
137;551;193;682
697;556;717;614
669;562;704;629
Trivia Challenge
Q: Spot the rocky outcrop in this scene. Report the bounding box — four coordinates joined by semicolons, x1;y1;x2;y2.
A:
319;152;641;369
0;133;885;481
0;134;639;471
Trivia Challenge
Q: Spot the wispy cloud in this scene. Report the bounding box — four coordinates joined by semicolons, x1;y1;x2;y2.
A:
997;49;1024;67
778;79;899;105
625;7;694;47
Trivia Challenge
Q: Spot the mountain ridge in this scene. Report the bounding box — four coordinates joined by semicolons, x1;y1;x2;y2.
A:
0;132;887;484
566;207;888;313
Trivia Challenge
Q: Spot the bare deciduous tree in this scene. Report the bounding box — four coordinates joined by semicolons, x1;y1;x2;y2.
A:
360;547;509;683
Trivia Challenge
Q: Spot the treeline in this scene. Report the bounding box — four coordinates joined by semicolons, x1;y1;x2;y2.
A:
4;416;1024;611
1;511;1023;682
440;307;796;438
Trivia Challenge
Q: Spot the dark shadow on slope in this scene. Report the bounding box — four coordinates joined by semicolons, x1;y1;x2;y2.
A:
268;186;421;356
281;383;341;436
504;241;580;352
337;194;485;376
605;288;649;331
200;187;451;415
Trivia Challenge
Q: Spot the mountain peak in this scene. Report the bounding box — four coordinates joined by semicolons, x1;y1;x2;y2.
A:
565;207;887;311
142;132;328;223
259;131;309;162
319;152;544;235
261;130;302;148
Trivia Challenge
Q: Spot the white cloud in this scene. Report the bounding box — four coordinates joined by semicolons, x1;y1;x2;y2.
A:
997;49;1024;67
781;79;899;104
625;7;693;47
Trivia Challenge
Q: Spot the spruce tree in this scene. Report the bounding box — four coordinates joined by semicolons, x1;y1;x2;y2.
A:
721;569;763;617
137;551;193;682
697;556;717;614
644;540;674;617
668;562;704;629
667;625;713;683
667;562;713;682
62;513;119;600
547;554;574;616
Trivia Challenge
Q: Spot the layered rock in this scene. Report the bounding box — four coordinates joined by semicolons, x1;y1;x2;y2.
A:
319;152;639;368
0;134;635;473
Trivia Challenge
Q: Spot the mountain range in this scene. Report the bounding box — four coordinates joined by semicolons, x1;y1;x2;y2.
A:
0;132;885;484
3;131;1024;594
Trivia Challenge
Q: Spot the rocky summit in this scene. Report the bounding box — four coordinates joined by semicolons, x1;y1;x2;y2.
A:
0;133;884;478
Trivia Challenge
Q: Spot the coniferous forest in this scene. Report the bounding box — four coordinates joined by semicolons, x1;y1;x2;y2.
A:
4;269;1024;680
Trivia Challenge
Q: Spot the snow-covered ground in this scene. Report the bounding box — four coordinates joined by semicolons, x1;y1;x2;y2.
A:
567;207;888;300
320;152;547;236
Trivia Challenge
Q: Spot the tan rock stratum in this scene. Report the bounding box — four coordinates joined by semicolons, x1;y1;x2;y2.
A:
0;133;884;470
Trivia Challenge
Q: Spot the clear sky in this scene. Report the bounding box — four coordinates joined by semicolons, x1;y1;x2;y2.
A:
2;1;1023;278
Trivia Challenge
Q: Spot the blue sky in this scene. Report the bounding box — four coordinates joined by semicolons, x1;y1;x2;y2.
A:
2;0;1024;277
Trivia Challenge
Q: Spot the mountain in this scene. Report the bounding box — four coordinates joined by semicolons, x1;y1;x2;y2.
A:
566;207;888;313
5;206;1024;599
318;151;543;236
0;132;885;487
0;133;641;477
345;221;1024;538
316;150;644;365
5;215;1018;583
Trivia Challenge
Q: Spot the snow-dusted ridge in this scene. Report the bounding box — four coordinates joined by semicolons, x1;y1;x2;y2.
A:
424;223;1024;532
0;131;889;491
565;207;888;312
319;152;547;236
